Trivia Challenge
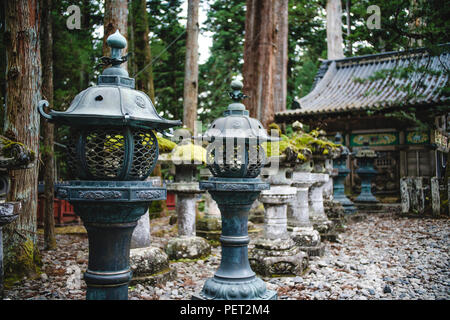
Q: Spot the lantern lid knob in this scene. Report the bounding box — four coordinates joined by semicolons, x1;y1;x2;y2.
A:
229;80;247;102
107;30;127;49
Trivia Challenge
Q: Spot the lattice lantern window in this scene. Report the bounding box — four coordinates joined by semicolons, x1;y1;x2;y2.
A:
38;31;180;181
202;81;276;178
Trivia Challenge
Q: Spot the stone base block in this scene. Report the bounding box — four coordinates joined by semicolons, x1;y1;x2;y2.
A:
290;227;321;247
297;244;325;257
130;247;176;286
165;236;211;260
196;216;221;231
249;238;309;277
196;216;221;241
311;219;334;235
290;227;325;257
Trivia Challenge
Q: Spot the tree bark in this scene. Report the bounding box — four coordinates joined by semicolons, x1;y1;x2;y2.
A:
345;0;352;55
183;0;199;132
3;0;42;278
326;0;344;60
131;0;155;103
40;0;56;250
103;0;128;70
273;0;288;114
243;0;275;128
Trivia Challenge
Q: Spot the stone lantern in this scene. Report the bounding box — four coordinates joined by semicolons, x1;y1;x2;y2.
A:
354;141;379;205
165;142;211;260
249;155;308;277
38;31;181;300
193;80;277;300
332;132;357;214
0;136;35;298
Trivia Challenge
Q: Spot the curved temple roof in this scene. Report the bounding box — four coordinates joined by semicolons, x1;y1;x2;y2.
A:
276;46;449;120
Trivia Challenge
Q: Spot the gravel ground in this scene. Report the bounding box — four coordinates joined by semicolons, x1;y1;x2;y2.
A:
3;214;449;300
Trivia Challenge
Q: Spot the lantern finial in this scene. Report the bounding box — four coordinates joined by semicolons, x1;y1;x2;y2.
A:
229;80;247;102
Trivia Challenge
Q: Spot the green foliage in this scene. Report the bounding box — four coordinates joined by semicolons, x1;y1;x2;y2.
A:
287;0;326;108
51;0;102;180
198;0;246;124
346;0;450;55
262;123;340;163
147;0;186;121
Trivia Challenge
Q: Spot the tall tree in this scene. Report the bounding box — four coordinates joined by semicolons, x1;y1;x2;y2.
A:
40;0;56;250
326;0;344;59
3;0;42;279
198;0;246;125
243;0;275;128
147;0;186;121
103;0;128;69
183;0;199;132
130;0;155;102
273;0;289;113
51;0;102;180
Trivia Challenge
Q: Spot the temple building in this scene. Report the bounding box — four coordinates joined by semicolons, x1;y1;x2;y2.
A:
275;46;449;198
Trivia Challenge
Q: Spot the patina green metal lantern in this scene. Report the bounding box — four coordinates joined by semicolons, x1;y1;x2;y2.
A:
354;141;379;203
39;31;179;181
38;30;181;300
332;132;357;214
193;80;277;300
203;80;274;178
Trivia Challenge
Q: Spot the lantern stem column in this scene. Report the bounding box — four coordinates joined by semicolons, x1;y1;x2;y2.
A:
57;181;166;300
193;178;277;300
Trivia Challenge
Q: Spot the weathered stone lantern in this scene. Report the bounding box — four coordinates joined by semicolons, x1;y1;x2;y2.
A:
332;133;357;214
354;141;379;204
249;155;308;277
193;80;277;300
38;31;181;300
0;136;34;299
165;142;211;260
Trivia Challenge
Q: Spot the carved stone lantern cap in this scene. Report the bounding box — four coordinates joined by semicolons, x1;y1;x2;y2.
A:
38;30;181;131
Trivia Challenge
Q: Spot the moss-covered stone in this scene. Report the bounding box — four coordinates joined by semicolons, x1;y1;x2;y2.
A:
170;142;206;164
3;239;42;288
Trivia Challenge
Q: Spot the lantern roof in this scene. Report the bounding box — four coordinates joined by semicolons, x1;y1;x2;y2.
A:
201;80;277;142
38;30;181;131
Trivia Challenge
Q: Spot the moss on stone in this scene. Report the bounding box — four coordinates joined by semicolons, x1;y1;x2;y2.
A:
4;239;42;289
170;142;206;164
156;134;177;153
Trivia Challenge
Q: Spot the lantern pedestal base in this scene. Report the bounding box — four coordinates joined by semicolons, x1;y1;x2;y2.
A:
193;178;277;300
333;170;358;215
57;181;166;300
289;226;325;257
355;169;379;204
130;246;177;286
324;200;347;236
249;238;308;277
165;236;211;260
